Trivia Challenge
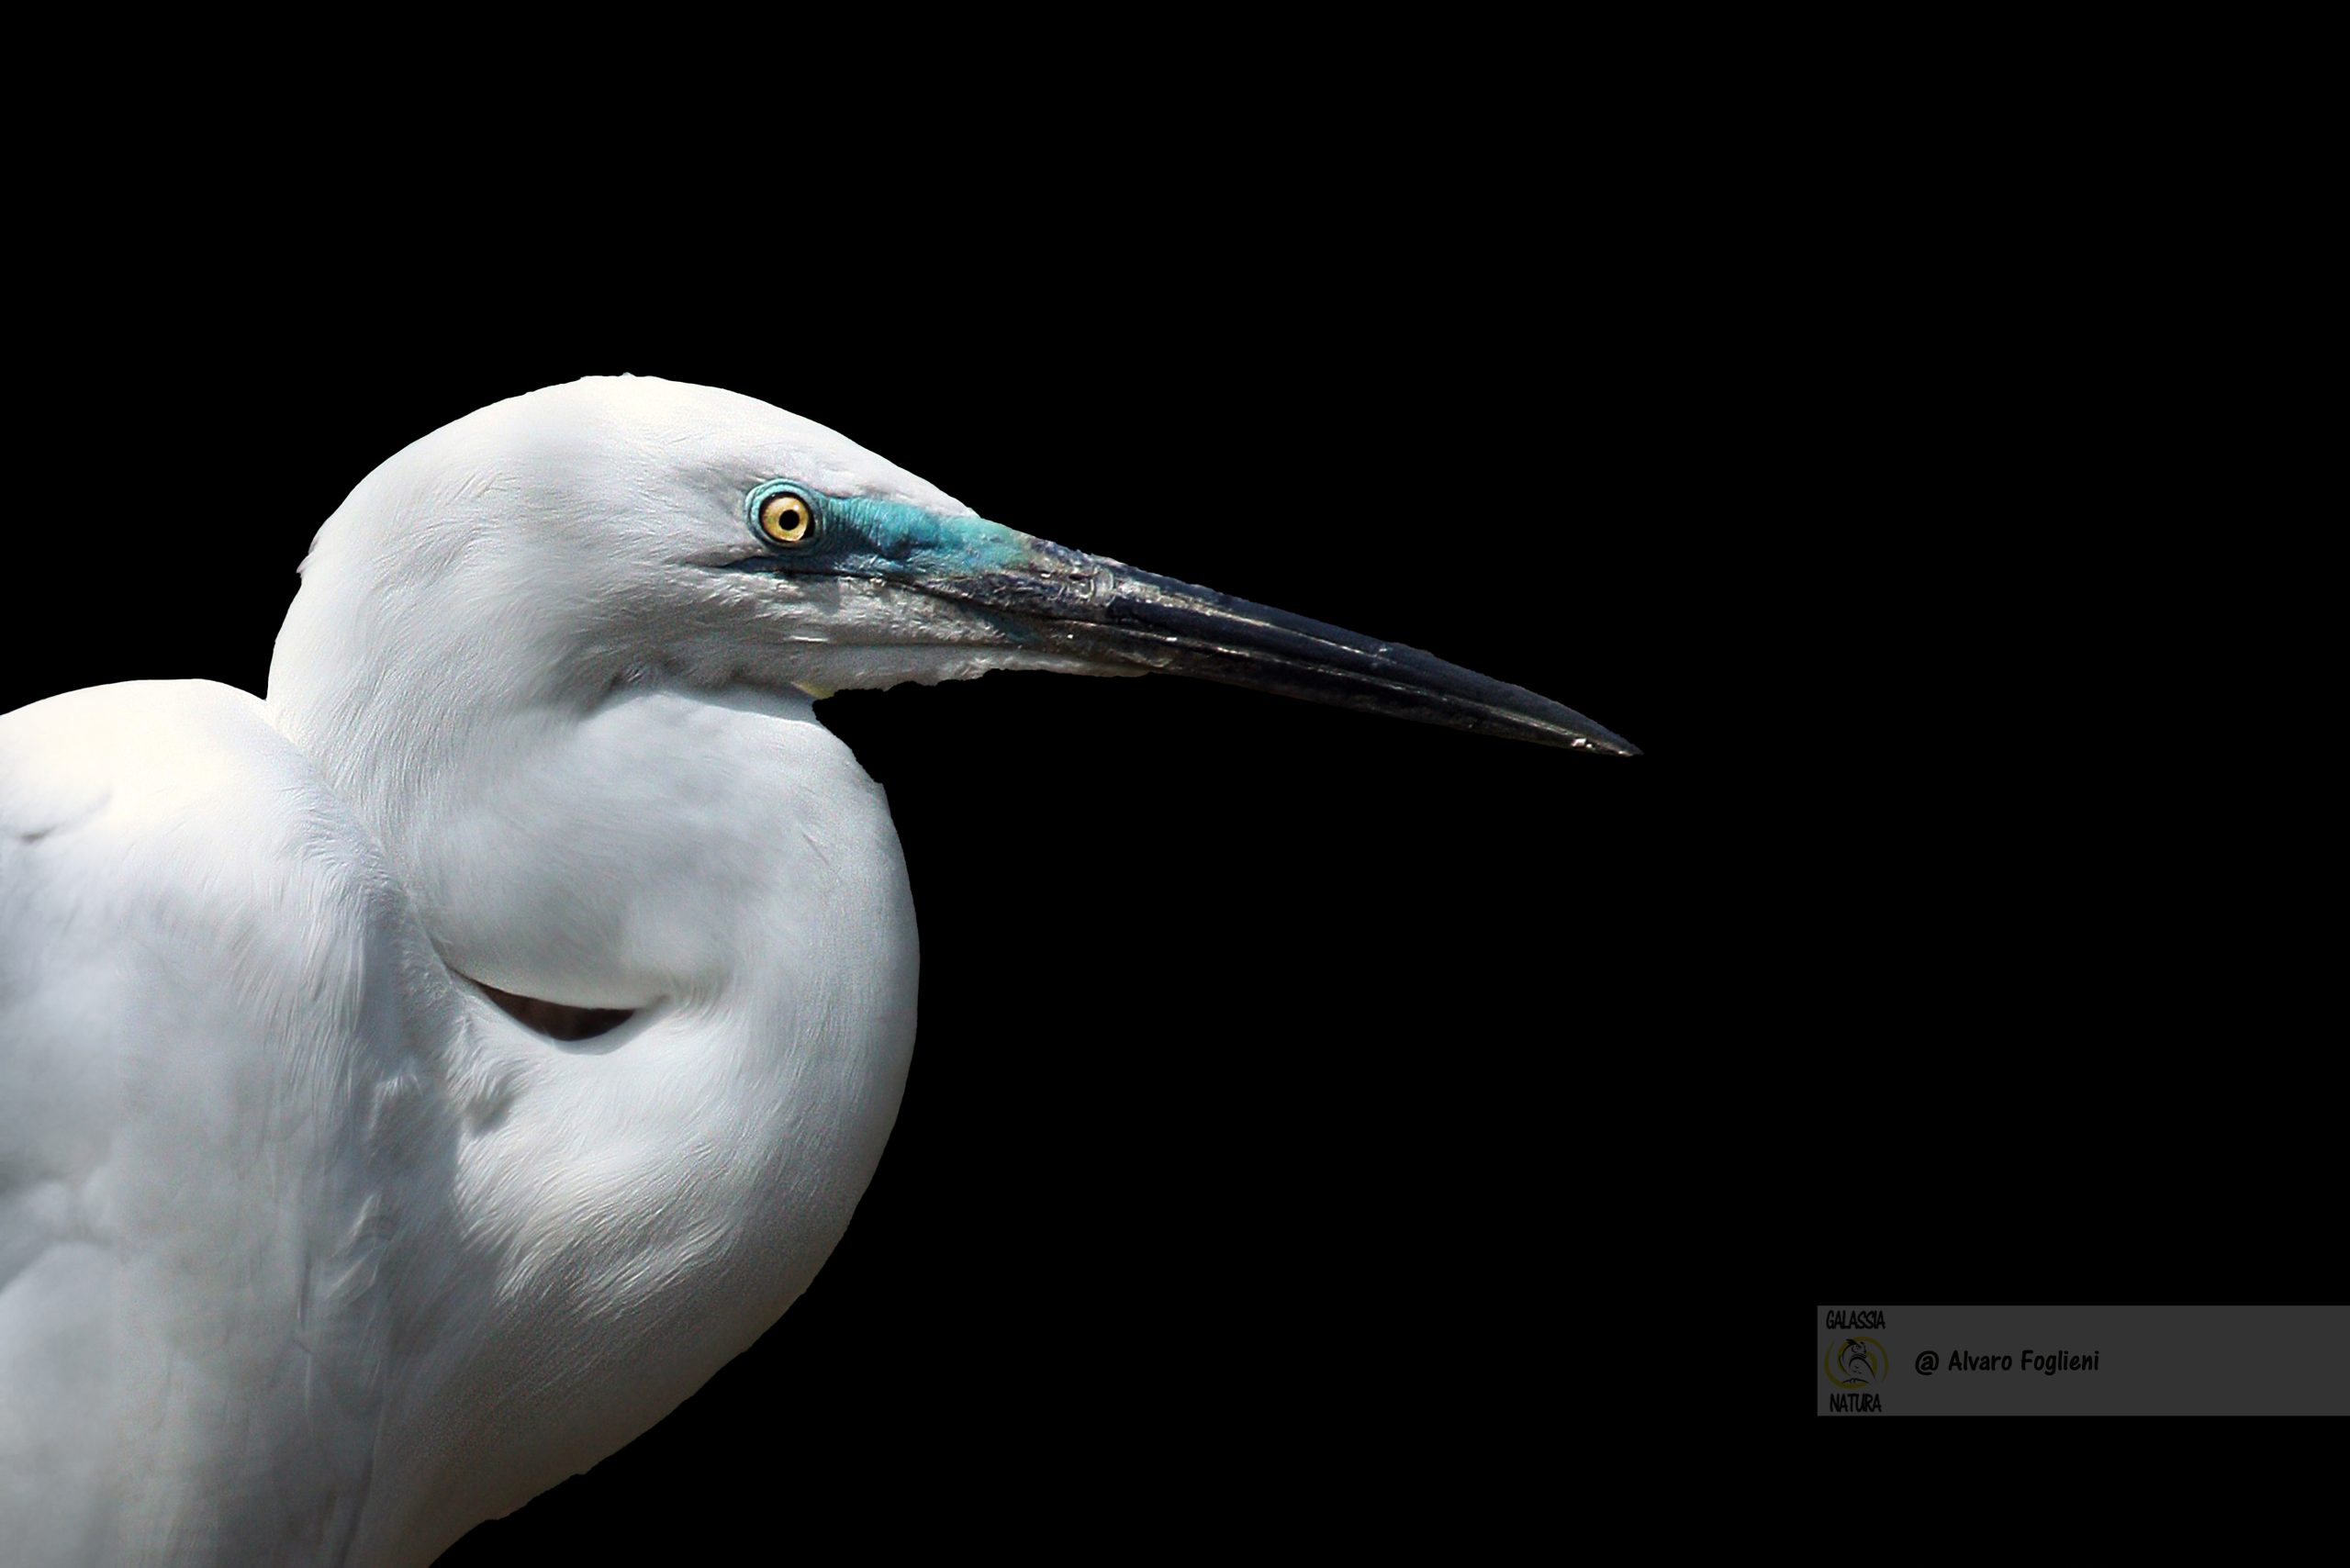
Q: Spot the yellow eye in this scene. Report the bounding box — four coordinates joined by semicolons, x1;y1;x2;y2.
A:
758;492;814;545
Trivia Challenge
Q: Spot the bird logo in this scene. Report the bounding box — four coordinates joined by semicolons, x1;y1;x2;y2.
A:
1826;1337;1889;1388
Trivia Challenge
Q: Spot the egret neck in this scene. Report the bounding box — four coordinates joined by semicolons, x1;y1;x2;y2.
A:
269;562;918;1562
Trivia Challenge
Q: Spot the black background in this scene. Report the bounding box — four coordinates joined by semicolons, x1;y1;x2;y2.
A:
28;23;2336;1546
3;110;1764;1554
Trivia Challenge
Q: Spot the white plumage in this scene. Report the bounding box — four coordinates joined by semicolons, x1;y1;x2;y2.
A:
1;376;1629;1565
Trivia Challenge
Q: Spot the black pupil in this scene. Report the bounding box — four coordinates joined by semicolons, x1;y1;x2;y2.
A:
772;502;800;532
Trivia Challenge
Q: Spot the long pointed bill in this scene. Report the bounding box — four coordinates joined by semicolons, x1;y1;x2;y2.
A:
924;533;1638;756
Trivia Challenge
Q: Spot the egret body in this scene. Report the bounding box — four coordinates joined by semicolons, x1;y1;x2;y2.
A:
0;378;1629;1565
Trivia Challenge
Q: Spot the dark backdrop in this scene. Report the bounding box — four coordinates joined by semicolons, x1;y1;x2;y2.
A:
3;156;1738;1554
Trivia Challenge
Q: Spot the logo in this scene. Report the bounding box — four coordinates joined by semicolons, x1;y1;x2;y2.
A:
1825;1337;1889;1389
1821;1309;1893;1412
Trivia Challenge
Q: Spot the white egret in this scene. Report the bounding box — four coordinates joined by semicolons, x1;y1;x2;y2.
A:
0;376;1632;1566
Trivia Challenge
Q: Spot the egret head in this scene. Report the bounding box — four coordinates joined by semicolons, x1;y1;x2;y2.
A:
274;375;1633;755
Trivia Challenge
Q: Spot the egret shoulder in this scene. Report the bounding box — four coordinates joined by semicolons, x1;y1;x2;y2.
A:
0;679;461;1565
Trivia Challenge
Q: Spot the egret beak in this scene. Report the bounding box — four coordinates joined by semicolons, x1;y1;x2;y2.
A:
932;535;1639;756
